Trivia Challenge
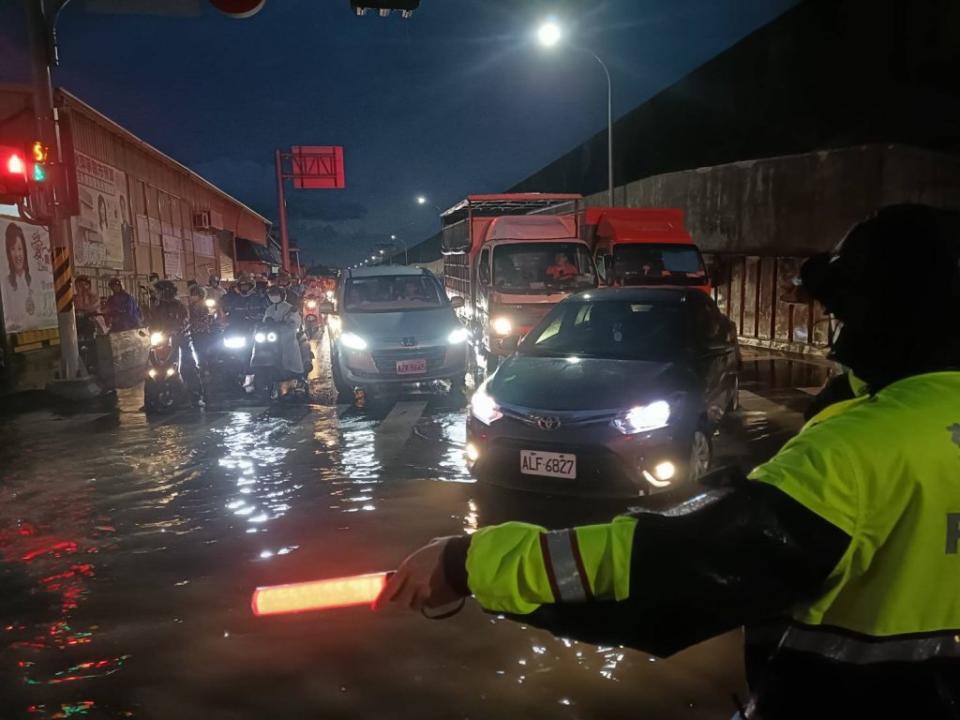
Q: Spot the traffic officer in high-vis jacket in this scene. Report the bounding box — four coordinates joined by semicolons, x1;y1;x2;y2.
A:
377;204;960;719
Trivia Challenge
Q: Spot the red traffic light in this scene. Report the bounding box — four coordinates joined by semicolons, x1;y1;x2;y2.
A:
1;145;29;202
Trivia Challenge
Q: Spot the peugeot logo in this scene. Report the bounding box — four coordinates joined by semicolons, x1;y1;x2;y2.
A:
535;416;562;431
401;337;416;347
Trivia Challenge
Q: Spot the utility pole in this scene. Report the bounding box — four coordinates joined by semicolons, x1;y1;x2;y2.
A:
24;0;81;380
274;148;290;272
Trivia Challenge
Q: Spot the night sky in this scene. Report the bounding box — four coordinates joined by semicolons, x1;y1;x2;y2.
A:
0;0;797;267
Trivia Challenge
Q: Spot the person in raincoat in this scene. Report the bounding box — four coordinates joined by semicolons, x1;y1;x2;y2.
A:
261;287;304;377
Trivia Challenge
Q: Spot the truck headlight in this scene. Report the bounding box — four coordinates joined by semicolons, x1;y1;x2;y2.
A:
341;332;368;350
613;400;671;434
470;384;502;425
492;317;513;336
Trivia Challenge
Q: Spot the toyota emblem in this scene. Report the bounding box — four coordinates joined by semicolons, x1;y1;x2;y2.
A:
536;416;561;431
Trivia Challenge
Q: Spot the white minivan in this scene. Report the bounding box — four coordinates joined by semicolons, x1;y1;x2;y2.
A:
323;266;468;396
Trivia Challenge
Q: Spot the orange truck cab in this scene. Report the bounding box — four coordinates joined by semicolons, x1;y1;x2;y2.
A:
583;208;711;295
441;193;596;372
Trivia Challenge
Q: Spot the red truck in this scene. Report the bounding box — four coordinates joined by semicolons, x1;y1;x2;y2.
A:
582;207;711;295
441;193;597;373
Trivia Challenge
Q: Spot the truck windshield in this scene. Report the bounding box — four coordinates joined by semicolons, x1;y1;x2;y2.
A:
492;243;597;293
614;244;707;286
521;300;688;362
344;275;444;312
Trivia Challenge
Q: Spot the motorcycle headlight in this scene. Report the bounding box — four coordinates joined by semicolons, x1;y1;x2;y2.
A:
223;336;247;349
492;316;513;336
267;332;278;342
205;298;217;309
149;332;165;346
325;290;335;300
341;332;367;351
306;300;318;310
447;327;469;344
612;400;671;435
470;383;502;425
254;332;267;343
147;368;158;379
165;367;176;378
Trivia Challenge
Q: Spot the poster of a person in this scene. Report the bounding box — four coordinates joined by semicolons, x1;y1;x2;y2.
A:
1;219;56;333
71;153;126;269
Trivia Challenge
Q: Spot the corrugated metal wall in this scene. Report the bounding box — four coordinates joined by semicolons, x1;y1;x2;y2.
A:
60;92;268;290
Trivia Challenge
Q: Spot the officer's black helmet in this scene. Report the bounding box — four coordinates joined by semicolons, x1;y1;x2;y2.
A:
801;204;960;388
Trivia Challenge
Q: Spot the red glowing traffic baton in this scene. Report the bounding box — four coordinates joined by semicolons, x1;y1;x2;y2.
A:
251;572;391;616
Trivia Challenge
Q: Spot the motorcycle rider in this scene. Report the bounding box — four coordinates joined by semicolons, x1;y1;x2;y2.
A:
187;284;216;369
221;273;268;392
150;281;204;406
104;277;142;332
206;275;227;303
74;275;106;335
377;204;960;719
260;287;305;382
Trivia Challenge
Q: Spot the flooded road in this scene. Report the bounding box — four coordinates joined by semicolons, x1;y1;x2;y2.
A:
0;345;828;720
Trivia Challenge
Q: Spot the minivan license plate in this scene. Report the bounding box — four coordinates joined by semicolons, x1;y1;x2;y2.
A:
520;450;576;479
396;358;427;375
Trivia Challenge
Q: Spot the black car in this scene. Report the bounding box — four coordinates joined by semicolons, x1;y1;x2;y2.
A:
466;287;739;496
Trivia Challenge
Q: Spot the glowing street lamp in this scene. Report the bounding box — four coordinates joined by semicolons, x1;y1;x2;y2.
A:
536;20;614;206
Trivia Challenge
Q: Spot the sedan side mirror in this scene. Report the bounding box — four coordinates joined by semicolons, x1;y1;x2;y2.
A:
317;301;336;314
450;296;465;309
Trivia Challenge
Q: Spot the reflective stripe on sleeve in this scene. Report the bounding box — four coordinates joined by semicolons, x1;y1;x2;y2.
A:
540;529;592;603
780;625;960;664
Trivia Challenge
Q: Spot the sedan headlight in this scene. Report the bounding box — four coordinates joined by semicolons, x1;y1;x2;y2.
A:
612;400;671;435
447;327;469;344
341;332;368;350
492;316;513;336
223;336;247;350
267;332;278;342
149;332;166;346
470;384;502;425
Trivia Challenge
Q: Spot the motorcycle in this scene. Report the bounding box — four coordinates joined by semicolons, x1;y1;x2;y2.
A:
303;297;322;339
249;320;313;401
76;311;104;378
215;324;255;393
144;329;189;414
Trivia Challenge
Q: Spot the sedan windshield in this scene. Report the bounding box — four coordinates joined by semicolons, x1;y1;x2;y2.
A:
493;243;597;292
521;300;689;361
344;275;444;312
614;244;707;286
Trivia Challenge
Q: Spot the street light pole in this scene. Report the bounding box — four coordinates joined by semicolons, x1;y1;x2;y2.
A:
589;51;615;207
538;22;615;206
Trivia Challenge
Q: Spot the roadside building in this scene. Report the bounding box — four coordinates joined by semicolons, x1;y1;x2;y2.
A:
0;84;270;360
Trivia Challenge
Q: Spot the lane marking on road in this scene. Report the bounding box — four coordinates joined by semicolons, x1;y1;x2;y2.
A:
375;400;428;463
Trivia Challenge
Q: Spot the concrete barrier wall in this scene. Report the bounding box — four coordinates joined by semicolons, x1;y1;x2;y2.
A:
584;143;960;353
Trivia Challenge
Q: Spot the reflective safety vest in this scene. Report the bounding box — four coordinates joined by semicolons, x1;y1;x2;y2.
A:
465;372;960;664
749;371;960;663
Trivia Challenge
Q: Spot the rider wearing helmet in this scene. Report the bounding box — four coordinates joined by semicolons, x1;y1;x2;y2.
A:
104;277;142;332
150;281;204;405
377;205;960;719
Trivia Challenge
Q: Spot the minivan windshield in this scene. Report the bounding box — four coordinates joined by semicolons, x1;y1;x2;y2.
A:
614;244;707;286
520;299;689;361
344;275;445;312
493;243;596;293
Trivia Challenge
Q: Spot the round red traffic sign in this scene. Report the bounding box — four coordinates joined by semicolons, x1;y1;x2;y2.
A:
209;0;266;18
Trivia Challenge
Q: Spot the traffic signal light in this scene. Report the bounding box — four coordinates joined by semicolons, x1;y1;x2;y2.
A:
29;141;49;183
0;145;29;203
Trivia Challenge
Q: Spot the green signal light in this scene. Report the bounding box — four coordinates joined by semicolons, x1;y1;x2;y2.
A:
32;164;46;182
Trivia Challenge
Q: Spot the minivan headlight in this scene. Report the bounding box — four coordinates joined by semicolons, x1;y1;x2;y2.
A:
612;400;671;434
448;327;469;344
341;332;368;350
